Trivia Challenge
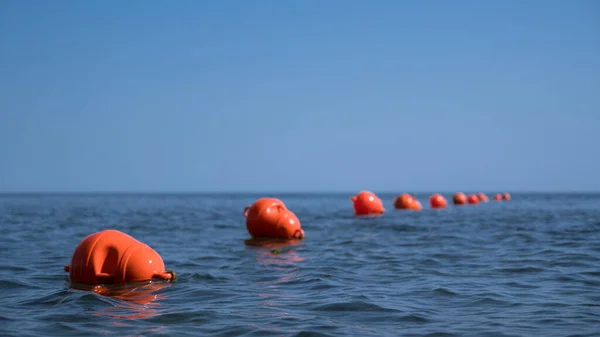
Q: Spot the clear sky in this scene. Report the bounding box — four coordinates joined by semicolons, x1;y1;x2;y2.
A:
0;0;598;193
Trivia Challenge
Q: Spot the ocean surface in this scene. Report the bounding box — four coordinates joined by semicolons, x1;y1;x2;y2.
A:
0;192;599;337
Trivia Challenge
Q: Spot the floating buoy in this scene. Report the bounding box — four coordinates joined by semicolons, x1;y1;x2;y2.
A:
350;190;385;215
394;193;420;210
503;192;511;200
429;193;447;209
394;194;413;209
467;194;479;204
243;198;304;239
64;229;175;286
411;198;423;210
452;192;467;205
478;193;489;202
493;193;503;201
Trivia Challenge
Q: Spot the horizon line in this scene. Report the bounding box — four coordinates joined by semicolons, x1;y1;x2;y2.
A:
0;190;599;195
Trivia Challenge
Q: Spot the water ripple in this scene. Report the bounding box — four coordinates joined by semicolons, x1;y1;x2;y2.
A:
1;193;599;336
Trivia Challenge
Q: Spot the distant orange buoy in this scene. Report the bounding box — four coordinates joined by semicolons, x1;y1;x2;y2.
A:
394;193;420;210
494;193;502;201
452;192;467;205
64;229;175;286
410;199;423;210
351;190;385;215
478;193;489;202
503;192;511;200
467;194;479;204
244;198;304;239
429;193;447;209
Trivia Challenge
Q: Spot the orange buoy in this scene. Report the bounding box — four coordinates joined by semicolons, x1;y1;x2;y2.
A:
467;194;479;204
394;194;416;210
503;192;511;200
493;193;503;201
429;193;447;209
350;190;385;216
410;198;423;210
243;198;304;239
452;192;467;205
64;229;175;286
393;194;422;210
477;193;489;202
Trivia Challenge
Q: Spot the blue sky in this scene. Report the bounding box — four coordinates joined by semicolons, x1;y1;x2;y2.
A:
0;0;598;192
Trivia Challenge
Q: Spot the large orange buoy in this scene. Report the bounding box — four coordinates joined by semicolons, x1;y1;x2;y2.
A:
429;193;447;209
467;194;479;204
64;229;175;286
503;192;511;200
477;193;489;202
452;192;467;205
493;193;503;201
350;190;385;215
243;198;304;239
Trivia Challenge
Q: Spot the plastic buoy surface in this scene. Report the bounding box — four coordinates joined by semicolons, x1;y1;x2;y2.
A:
503;192;511;200
394;194;418;210
64;229;174;286
411;199;423;210
351;190;385;215
467;194;479;204
453;192;467;205
494;193;503;201
429;194;447;209
478;193;489;202
244;198;304;239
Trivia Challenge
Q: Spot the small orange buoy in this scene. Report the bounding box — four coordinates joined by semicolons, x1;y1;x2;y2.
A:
494;193;503;201
429;193;447;209
410;199;423;210
243;198;304;239
350;190;385;216
394;194;416;210
64;229;175;286
467;194;479;204
477;193;489;202
503;192;511;200
452;192;467;205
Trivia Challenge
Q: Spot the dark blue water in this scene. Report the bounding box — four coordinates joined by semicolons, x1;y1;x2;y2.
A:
0;193;599;337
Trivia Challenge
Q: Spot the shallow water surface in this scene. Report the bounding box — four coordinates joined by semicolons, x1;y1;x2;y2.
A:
0;193;599;336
